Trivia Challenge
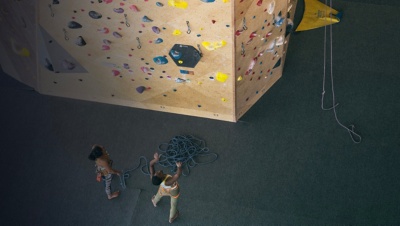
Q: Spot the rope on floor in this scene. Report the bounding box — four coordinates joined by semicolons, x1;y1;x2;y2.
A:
157;135;218;176
119;135;218;189
119;156;150;189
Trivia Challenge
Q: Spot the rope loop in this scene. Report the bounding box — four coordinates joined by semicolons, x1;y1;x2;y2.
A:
158;135;218;176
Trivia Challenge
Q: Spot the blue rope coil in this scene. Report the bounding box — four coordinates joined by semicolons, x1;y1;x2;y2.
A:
157;135;218;176
119;135;217;189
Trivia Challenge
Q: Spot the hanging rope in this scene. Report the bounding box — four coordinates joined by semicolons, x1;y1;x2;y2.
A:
157;135;218;176
321;0;362;143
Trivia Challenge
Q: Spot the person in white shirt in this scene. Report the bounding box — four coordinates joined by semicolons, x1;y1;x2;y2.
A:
149;152;182;223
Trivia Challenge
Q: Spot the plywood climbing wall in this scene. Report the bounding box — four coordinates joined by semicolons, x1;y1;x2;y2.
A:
5;0;297;122
0;0;37;88
234;0;297;119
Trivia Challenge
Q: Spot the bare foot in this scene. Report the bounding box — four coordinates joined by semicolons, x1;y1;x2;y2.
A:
151;195;157;207
108;191;120;200
169;210;179;223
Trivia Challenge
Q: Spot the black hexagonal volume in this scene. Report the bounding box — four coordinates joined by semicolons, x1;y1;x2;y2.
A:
169;44;202;68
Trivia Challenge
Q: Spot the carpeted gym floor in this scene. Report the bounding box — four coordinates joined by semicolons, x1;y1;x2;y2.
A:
1;0;400;225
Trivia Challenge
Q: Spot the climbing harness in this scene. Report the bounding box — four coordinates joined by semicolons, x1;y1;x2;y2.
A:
321;0;361;143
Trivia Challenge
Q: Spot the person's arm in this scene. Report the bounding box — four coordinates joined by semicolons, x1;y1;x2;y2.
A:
165;162;182;186
149;152;159;179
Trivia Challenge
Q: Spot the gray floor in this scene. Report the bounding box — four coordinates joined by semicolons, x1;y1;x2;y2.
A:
1;0;400;225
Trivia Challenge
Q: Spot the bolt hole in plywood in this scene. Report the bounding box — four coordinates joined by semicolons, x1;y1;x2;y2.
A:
9;0;298;122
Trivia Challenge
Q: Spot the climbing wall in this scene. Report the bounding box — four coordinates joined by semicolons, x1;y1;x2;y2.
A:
8;0;297;122
0;0;37;88
37;0;235;121
234;0;297;119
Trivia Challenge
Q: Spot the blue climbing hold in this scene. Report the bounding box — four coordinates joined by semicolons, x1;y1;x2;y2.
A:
153;56;168;65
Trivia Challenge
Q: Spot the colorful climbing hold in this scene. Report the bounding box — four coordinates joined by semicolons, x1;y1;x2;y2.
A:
201;40;227;51
89;11;102;19
172;30;182;35
154;38;163;44
153;56;168;65
142;16;153;22
112;69;120;76
98;27;109;34
113;8;124;13
112;32;122;38
62;60;76;70
136;86;146;93
216;72;228;82
10;39;30;57
152;26;161;34
168;0;188;9
68;21;82;29
129;5;139;12
75;36;86;46
103;39;111;45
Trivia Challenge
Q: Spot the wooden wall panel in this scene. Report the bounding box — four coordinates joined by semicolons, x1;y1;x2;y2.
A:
0;0;37;88
234;0;290;120
37;0;235;121
2;0;296;122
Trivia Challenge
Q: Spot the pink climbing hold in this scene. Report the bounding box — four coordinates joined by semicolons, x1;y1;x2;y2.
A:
130;5;139;12
257;0;263;6
235;29;243;36
102;45;110;50
104;0;113;4
112;70;120;76
98;27;109;34
140;66;150;73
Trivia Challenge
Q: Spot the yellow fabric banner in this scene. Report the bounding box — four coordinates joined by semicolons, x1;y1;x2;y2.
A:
296;0;341;31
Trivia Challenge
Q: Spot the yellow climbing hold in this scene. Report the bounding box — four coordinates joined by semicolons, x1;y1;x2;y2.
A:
216;72;228;82
221;98;227;102
237;76;243;81
168;0;188;9
173;29;182;35
201;40;227;51
222;0;230;2
178;60;183;64
11;38;30;57
17;48;30;57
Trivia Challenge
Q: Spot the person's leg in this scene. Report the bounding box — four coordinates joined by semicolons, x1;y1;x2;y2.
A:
152;186;164;206
104;174;119;199
169;197;179;223
169;197;178;220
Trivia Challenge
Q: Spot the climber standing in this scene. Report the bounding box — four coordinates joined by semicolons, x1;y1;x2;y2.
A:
88;144;121;200
149;152;182;223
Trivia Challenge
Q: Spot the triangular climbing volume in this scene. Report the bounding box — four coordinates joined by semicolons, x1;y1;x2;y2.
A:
39;25;88;73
